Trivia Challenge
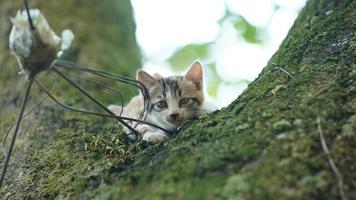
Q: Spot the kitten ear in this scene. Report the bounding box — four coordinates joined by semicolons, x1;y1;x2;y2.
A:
108;105;124;116
185;60;203;90
153;73;162;80
137;70;157;87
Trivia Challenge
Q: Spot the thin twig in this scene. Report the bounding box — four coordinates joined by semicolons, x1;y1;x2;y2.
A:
35;80;173;134
2;78;56;148
59;71;124;117
275;67;295;80
53;67;139;134
0;73;35;188
54;60;151;123
317;116;347;200
1;94;48;156
23;0;35;30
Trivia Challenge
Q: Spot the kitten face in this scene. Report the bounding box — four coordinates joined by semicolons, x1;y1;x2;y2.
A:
138;61;204;131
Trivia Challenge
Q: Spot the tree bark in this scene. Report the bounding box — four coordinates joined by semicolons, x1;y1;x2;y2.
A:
1;0;356;199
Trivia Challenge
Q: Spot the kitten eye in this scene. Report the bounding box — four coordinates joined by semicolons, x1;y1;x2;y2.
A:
179;98;191;106
156;100;167;109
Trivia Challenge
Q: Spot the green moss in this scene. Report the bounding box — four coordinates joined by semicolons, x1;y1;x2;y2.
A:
273;119;292;131
1;0;356;199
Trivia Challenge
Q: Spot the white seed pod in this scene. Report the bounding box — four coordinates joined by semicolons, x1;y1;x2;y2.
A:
9;9;74;75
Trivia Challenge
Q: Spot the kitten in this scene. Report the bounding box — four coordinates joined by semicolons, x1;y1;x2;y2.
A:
108;60;210;144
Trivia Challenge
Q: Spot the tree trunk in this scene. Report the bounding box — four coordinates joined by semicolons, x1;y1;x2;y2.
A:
1;0;356;199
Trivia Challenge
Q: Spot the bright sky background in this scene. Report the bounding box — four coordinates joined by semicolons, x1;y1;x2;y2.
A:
131;0;307;108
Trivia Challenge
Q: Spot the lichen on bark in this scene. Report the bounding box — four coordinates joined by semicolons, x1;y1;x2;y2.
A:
0;0;355;199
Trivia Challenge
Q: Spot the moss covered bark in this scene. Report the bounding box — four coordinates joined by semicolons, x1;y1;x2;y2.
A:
0;0;141;198
1;0;356;199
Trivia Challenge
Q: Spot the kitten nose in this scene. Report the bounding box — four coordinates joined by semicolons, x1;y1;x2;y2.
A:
169;113;179;120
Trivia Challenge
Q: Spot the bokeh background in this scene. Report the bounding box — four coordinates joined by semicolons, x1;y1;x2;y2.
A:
131;0;307;108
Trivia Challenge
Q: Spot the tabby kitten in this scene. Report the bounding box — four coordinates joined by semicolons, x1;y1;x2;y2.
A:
108;61;208;144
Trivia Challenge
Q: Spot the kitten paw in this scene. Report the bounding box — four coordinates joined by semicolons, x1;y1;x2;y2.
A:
136;124;153;133
127;133;137;141
142;131;168;144
139;140;149;149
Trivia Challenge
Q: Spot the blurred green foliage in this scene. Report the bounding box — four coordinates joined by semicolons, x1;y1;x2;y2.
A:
232;17;264;43
167;8;265;97
206;63;223;96
169;43;212;72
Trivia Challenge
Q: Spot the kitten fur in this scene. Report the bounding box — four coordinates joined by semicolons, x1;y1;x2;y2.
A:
108;61;210;144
